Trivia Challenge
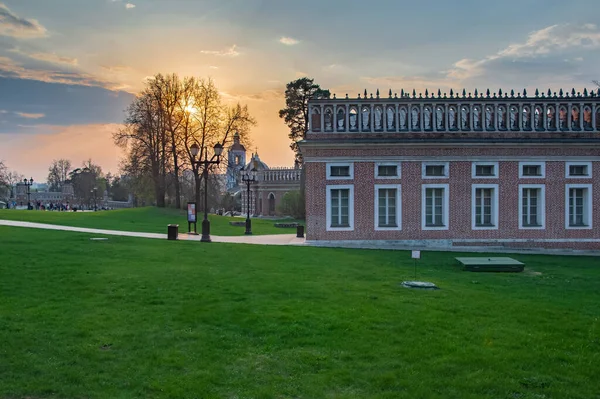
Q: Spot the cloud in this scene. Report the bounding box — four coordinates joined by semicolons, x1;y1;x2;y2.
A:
15;112;45;119
9;48;78;66
447;24;600;82
209;65;219;69
0;2;47;38
100;65;132;73
221;89;284;103
125;3;135;9
279;36;299;46
0;124;125;181
200;44;240;57
0;56;125;91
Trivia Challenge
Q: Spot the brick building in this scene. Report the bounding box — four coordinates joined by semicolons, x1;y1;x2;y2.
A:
300;88;600;251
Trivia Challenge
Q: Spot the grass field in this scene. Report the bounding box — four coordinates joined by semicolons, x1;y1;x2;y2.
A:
1;226;599;398
0;207;302;236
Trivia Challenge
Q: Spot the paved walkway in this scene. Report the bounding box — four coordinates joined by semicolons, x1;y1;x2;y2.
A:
0;220;306;246
2;219;598;256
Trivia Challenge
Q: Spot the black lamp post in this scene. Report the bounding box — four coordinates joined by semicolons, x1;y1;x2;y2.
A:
190;142;224;242
91;187;98;211
241;167;257;235
23;178;33;209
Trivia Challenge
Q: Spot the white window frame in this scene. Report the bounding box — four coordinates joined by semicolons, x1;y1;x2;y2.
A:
374;184;402;231
421;184;449;230
422;162;449;179
471;162;499;179
518;184;546;230
374;162;401;179
471;184;499;230
565;184;593;230
326;162;354;180
565;161;592;179
519;162;546;179
326;184;354;231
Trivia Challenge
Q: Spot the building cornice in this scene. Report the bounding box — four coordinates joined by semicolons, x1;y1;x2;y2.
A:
298;138;600;149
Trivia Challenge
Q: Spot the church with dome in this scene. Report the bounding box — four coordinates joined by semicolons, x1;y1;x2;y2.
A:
226;132;302;217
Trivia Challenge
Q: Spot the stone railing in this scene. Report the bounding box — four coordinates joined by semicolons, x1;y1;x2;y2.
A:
259;168;302;182
308;88;600;134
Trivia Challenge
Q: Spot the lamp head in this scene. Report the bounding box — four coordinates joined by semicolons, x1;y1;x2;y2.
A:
190;143;200;158
213;143;223;157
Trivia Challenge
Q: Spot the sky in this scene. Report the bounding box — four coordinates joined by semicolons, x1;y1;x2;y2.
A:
1;0;599;182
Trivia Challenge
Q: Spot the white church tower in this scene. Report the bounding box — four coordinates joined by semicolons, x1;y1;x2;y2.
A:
226;132;246;192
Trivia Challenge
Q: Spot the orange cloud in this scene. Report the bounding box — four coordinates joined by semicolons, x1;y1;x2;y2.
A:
0;124;125;180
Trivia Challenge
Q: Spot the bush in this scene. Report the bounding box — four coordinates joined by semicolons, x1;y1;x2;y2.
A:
276;190;305;219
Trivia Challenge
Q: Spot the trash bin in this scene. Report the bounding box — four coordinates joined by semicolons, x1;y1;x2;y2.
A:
167;224;179;240
296;225;305;238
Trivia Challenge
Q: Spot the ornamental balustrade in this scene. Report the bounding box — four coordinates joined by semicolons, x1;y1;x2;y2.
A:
258;168;302;182
308;88;600;134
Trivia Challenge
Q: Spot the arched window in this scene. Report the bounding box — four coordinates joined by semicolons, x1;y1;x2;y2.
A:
311;108;321;132
547;106;556;130
349;107;358;131
559;106;567;130
497;106;507;130
361;106;370;131
268;193;276;216
510;106;519;130
324;108;333;132
522;106;531;130
472;106;482;130
386;106;395;131
435;106;445;130
583;106;592;130
336;108;345;131
373;106;383;131
485;106;494;131
411;106;420;130
461;106;470;130
534;106;543;130
571;106;580;130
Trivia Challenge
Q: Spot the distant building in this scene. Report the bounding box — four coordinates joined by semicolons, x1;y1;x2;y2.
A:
300;87;600;251
225;134;302;217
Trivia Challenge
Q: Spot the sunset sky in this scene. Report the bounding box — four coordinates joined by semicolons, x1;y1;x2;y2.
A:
1;0;599;182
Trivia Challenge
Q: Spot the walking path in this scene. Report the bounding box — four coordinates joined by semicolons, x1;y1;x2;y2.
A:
0;220;306;246
2;219;598;256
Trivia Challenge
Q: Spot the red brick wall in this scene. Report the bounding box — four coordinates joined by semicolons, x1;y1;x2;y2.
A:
305;149;599;250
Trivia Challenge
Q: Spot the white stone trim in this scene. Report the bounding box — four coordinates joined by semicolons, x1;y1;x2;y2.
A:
519;161;546;178
565;161;592;178
374;161;402;179
471;161;499;179
518;184;546;230
471;184;499;230
304;156;600;163
374;184;402;231
421;183;449;230
422;161;449;179
326;162;354;180
565;184;593;230
326;184;354;232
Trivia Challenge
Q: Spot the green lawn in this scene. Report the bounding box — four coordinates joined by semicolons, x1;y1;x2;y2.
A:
0;207;302;236
1;227;599;398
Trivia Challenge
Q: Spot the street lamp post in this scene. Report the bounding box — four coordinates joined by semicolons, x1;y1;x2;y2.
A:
91;187;98;211
190;142;224;243
241;167;257;235
23;178;33;209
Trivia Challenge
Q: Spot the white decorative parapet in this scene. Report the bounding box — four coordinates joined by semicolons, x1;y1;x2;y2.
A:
259;168;302;182
308;88;600;134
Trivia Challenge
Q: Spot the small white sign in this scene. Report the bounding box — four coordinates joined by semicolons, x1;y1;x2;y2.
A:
411;250;421;259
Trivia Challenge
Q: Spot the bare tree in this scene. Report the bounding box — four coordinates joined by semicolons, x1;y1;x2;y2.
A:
0;161;24;201
181;77;256;212
47;159;72;191
114;86;169;207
